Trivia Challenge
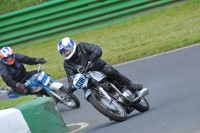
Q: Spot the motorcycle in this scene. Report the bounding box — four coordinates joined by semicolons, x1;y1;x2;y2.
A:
71;62;149;122
0;64;80;109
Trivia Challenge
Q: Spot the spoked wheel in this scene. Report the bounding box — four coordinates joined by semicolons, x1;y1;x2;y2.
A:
58;87;80;109
133;98;149;112
88;90;127;122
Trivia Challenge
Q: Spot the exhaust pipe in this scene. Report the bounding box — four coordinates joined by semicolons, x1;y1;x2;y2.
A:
110;83;149;103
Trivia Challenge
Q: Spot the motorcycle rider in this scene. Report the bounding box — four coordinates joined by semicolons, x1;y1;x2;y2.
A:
0;46;47;94
57;37;143;94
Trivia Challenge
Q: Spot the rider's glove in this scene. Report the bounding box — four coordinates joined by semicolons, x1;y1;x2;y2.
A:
67;86;75;94
88;53;98;62
23;89;29;95
16;83;26;90
76;65;85;73
36;58;47;64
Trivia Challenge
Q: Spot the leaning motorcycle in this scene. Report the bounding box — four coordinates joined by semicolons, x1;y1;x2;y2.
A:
71;62;149;122
2;64;80;109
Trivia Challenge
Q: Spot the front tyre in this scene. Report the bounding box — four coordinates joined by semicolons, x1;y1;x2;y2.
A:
59;87;80;109
88;90;127;122
133;98;149;112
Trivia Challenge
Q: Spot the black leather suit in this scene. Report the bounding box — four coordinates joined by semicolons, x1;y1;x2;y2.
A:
63;42;140;90
0;53;38;94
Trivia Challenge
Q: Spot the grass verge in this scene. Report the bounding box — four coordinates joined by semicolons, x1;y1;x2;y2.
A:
0;0;200;86
0;95;36;110
0;0;50;15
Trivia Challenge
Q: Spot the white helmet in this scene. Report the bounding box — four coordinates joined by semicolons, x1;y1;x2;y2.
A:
57;37;77;60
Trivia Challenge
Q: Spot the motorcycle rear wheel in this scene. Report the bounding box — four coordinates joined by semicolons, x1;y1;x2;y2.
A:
88;90;127;122
133;98;149;112
59;87;80;109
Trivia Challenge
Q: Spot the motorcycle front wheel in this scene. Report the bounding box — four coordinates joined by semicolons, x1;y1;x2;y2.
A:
58;87;80;109
88;90;127;122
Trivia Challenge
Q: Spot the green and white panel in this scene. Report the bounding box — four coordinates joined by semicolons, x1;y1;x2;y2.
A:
0;108;31;133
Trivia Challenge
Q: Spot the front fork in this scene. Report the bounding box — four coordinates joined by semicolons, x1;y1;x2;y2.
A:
85;78;113;103
42;86;63;101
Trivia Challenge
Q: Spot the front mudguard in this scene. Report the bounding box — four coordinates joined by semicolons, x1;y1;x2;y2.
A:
49;82;63;90
84;89;91;100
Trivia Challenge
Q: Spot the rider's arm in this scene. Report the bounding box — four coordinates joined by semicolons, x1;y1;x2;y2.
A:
80;42;102;58
63;61;76;87
1;74;17;88
15;53;39;65
0;63;17;88
66;69;74;87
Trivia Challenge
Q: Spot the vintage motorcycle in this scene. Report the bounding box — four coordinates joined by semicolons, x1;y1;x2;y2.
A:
1;64;80;109
71;62;149;122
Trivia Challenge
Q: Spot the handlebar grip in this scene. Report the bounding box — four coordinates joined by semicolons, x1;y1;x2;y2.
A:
77;65;85;73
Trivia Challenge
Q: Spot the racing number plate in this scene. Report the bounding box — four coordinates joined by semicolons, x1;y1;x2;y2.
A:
37;71;50;86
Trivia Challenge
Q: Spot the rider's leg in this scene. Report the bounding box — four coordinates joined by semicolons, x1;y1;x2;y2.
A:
100;64;143;91
12;70;38;94
25;70;38;80
11;87;26;94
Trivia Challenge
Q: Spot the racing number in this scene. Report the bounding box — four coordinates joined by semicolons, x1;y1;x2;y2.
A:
76;77;85;89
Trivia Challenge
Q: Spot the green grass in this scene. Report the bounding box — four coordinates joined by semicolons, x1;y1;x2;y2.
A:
0;0;200;86
0;95;36;110
0;0;50;15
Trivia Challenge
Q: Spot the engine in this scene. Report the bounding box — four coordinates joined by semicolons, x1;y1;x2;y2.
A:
117;87;136;104
89;71;136;104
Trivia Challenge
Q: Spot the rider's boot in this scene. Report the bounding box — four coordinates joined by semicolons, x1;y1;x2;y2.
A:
120;76;143;92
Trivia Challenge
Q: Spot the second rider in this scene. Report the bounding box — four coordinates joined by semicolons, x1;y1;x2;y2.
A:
57;37;143;94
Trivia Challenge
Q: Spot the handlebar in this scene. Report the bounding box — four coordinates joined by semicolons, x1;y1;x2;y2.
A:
37;63;44;72
25;63;45;86
77;61;92;73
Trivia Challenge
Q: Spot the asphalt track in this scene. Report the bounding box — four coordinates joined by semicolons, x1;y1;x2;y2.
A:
57;43;200;133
